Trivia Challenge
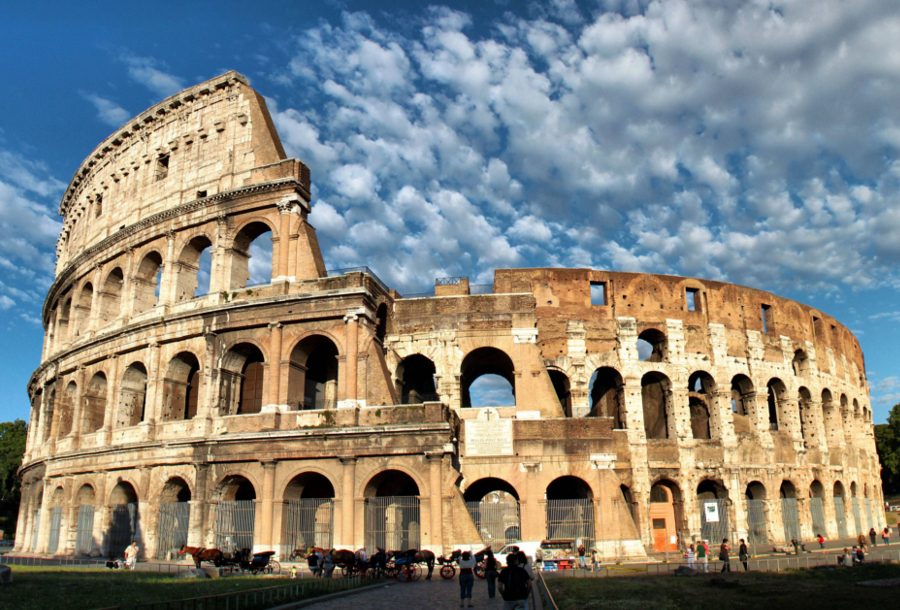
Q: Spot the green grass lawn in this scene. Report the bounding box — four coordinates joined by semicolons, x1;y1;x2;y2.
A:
0;566;353;610
547;564;900;610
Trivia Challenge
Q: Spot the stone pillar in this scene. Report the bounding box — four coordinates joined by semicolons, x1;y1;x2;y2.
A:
88;264;102;330
160;230;177;306
339;457;356;548
210;214;229;295
119;248;135;321
264;322;283;410
70;367;87;442
341;310;362;407
13;482;31;552
521;462;544;542
276;200;293;281
712;389;737;445
428;453;444;554
141;343;161;438
187;463;210;547
100;356;119;445
259;461;277;548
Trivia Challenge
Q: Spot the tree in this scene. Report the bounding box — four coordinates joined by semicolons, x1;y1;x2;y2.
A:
0;419;27;538
875;403;900;498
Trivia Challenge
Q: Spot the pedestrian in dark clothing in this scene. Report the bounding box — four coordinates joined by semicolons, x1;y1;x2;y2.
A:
791;537;800;555
485;554;500;599
738;539;749;571
719;538;731;573
869;528;878;547
855;547;865;564
498;553;532;610
577;544;586;569
307;551;319;577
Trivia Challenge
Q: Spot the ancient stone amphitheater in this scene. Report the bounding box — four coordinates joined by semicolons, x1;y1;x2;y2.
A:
14;72;883;562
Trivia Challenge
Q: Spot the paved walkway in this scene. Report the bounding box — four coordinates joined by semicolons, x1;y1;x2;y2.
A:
305;578;508;610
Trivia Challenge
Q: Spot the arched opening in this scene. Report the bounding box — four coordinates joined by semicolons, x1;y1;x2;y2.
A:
283;472;336;551
56;295;71;344
395;354;437;405
364;470;420;553
809;480;826;538
798;387;814;442
589;367;625;428
157;477;192;558
48;486;66;554
821;389;842;450
99;267;124;325
849;481;864;535
730;375;754;434
29;484;44;552
637;328;667;362
82;373;108;433
766;378;786;431
548;369;572;417
230;222;273;289
641;372;671;439
780;481;801;543
375;303;388;344
688;371;715;440
215;475;257;553
42;386;56;443
288;336;339;410
792;349;809;377
174;235;213;301
833;481;849;538
57;381;77;439
650;480;682;552
619;484;640;534
134;251;163;313
116;363;147;428
161;352;201;421
107;481;139;559
75;484;96;555
697;480;729;543
220;343;266;415
460;347;516;408
71;282;93;337
545;476;594;549
744;481;768;545
464;478;521;548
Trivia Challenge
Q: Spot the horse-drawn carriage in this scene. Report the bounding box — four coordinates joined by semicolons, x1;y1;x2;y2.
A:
179;546;281;575
436;546;493;580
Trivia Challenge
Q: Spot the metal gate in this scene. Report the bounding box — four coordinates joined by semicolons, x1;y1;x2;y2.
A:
699;499;729;543
781;498;801;543
31;510;40;551
214;500;256;553
546;499;595;549
851;498;862;536
108;503;137;558
282;499;334;551
47;506;63;554
364;496;420;553
75;505;95;555
745;499;768;544
467;501;521;548
865;499;874;531
810;497;827;538
833;497;849;538
157;502;191;558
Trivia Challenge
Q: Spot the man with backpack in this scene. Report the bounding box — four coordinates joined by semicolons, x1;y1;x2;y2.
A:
498;553;532;610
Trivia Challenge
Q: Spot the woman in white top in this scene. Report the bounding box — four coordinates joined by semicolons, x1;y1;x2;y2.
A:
458;551;476;608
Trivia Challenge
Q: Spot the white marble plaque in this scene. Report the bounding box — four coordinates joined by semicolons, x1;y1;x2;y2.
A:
465;408;514;456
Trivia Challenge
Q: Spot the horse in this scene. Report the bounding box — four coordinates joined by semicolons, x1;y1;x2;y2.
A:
178;545;224;569
389;549;437;579
292;547;359;574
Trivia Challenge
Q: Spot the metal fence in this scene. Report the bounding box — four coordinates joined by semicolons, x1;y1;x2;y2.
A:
810;497;827;538
851;498;863;536
364;496;420;553
546;499;595;549
76;505;95;555
157;502;191;558
466;500;521;548
108;503;138;558
47;506;63;554
283;499;334;551
214;500;256;553
745;499;768;545
698;499;729;543
834;496;849;538
781;498;801;543
865;498;874;531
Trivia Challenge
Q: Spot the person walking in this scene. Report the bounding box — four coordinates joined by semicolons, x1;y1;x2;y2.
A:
857;533;867;553
498;552;532;610
719;538;731;573
790;537;800;555
307;551;319;578
591;548;601;572
577;543;586;569
869;527;878;548
697;539;709;572
124;541;139;570
322;552;334;579
883;526;891;546
738;539;749;571
458;550;476;608
685;544;695;569
484;553;500;599
816;534;825;550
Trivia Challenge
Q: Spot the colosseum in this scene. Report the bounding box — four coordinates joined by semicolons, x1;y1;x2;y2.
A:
13;71;884;563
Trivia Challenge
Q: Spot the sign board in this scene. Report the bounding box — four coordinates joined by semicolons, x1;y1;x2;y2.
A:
465;408;514;456
670;535;677;544
704;502;720;523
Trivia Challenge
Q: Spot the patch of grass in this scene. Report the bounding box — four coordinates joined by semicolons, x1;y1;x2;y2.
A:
0;566;351;610
549;564;900;610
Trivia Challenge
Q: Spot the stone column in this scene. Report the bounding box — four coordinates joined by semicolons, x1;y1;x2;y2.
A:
88;264;102;331
141;343;161;438
428;453;444;554
119;248;135;321
259;461;277;548
160;230;177;306
265;322;283;410
187;463;209;547
70;367;87;442
712;389;737;445
339;457;357;548
276;200;293;281
210;214;229;295
341;310;362;407
13;482;31;552
521;462;544;542
100;356;119;445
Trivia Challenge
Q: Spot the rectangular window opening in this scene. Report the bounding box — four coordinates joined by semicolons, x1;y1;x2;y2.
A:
686;288;700;312
590;282;607;306
197;190;207;199
761;304;773;334
155;155;169;182
94;194;102;218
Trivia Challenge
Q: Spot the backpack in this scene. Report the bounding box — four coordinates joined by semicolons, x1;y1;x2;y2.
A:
503;567;529;600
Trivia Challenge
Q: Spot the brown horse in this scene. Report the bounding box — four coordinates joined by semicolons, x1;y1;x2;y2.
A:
293;548;359;572
178;545;224;568
390;549;437;579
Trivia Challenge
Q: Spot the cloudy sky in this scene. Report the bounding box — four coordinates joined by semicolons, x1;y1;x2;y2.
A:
3;0;900;422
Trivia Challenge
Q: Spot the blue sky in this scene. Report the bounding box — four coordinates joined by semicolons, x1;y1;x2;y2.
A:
3;0;900;423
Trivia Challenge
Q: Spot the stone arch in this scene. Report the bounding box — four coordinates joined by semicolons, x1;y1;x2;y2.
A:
588;367;624;427
745;481;767;500
282;471;337;551
649;479;683;552
697;479;728;500
57;380;77;438
744;481;769;544
108;480;139;505
229;219;275;289
637;328;667;362
116;362;147;428
688;371;715;440
56;295;72;344
76;483;96;505
364;470;421;498
363;469;421;552
82;372;108;433
460;347;516;408
834;481;846;498
71;281;93;337
134;250;163;313
374;302;389;344
792;349;809;377
809;480;825;498
174;234;214;301
288;334;339;410
463;477;520;502
282;471;338;500
547;367;572;417
161;351;202;421
395;354;437;405
98;267;124;325
821;388;842;449
214;474;257;553
159;476;192;503
642;371;672;439
779;480;798;499
220;343;266;415
464;477;521;546
42;385;56;443
766;378;787;431
546;476;594;500
730;374;754;434
217;474;258;502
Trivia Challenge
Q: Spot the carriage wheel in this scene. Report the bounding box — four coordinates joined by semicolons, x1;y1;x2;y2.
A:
409;564;422;581
396;566;411;582
440;564;456;579
474;562;486;579
269;561;281;575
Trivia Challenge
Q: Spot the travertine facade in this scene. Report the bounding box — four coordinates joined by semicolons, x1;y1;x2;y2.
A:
15;72;884;561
